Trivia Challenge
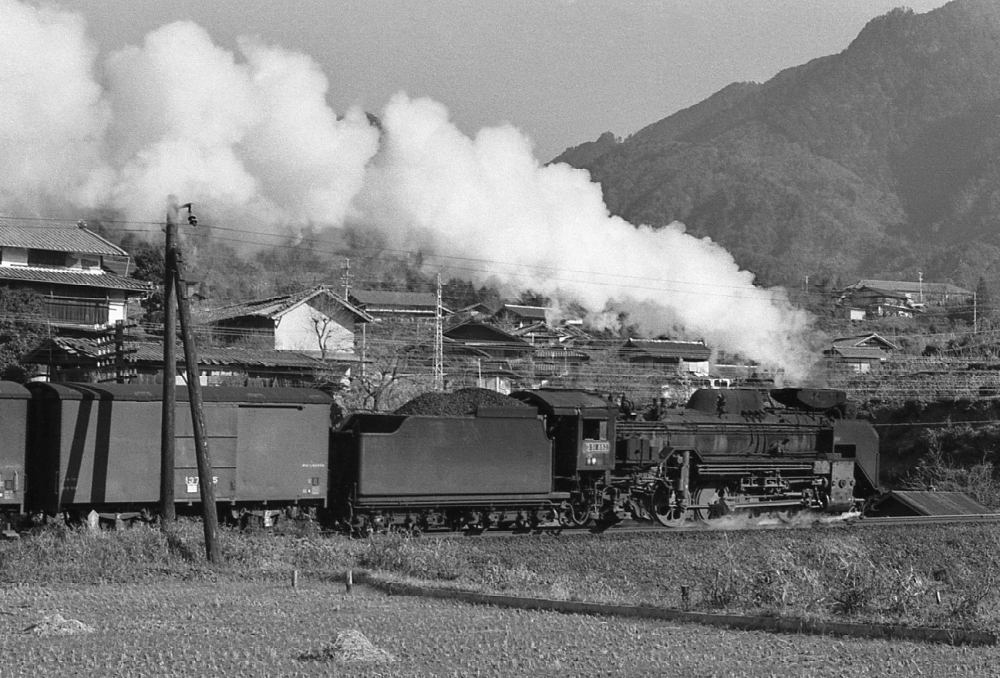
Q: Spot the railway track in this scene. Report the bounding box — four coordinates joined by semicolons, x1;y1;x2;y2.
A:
374;510;1000;539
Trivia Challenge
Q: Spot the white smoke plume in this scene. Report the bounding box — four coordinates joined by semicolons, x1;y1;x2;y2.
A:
0;1;817;379
0;1;109;213
358;94;815;378
101;21;379;234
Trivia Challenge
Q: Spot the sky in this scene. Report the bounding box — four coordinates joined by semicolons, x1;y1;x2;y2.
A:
66;0;952;162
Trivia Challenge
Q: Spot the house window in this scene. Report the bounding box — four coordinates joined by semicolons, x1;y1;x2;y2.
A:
27;249;67;268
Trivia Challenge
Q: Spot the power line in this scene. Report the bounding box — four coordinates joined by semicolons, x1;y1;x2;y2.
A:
0;214;873;300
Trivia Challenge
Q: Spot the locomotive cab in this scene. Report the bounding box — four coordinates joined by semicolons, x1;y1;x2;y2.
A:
511;389;617;525
511;389;616;478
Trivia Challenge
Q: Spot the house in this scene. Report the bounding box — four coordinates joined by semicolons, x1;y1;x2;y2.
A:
348;289;445;321
197;286;373;361
437;320;536;392
444;320;534;361
0;221;152;329
511;320;590;346
839;285;915;318
492;303;548;329
455;301;497;320
620;338;712;375
25;336;334;387
844;279;973;307
508;320;592;379
824;333;899;373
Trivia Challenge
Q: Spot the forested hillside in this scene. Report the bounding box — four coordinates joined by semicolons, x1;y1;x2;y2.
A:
552;0;1000;290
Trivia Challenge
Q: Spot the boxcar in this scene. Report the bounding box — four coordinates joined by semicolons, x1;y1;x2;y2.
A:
0;381;29;518
25;383;332;518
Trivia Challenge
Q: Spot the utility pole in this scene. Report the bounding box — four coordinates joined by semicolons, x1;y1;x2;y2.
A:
171;202;221;563
160;203;178;526
341;258;353;299
434;273;444;391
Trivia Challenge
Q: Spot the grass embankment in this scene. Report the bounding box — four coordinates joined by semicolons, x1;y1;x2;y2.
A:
2;520;998;632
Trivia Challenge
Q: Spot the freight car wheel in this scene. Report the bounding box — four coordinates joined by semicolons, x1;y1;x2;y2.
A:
651;485;688;528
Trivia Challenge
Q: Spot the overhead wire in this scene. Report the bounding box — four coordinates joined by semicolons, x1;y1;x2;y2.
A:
3;214;1000;396
0;214;827;300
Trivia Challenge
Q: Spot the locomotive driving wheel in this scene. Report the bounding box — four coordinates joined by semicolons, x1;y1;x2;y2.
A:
693;486;728;523
650;484;688;528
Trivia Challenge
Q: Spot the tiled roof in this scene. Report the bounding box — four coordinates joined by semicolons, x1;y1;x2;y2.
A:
621;338;712;361
198;286;373;324
0;266;153;292
831;334;899;351
511;322;562;339
826;346;887;361
498;304;548;320
131;343;350;367
350;290;438;308
849;279;973;297
0;223;127;255
533;347;589;361
850;286;908;299
444;320;529;345
33;338;353;368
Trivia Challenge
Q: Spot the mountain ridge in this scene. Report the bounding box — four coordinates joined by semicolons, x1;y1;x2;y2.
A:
552;0;1000;289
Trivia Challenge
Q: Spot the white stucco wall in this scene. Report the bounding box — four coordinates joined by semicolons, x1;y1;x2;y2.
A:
108;300;126;324
274;303;355;354
1;248;28;266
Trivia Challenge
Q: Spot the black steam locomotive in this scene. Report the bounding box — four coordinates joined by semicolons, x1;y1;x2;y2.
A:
0;381;879;532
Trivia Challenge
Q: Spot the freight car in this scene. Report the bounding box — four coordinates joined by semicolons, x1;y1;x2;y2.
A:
18;382;333;526
0;382;29;519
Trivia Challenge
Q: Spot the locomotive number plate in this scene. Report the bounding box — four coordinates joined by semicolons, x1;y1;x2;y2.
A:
584;441;610;453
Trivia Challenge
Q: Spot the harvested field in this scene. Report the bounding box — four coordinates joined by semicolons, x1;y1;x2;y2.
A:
0;581;997;676
2;519;1000;674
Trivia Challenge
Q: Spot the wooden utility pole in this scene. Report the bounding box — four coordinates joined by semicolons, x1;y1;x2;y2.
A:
433;273;444;391
160;206;177;525
172;202;221;564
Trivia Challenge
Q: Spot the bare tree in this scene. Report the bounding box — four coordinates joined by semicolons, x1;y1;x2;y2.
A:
310;313;336;361
345;319;435;412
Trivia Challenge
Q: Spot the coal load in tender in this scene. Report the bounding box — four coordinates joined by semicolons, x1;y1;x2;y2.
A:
393;388;531;416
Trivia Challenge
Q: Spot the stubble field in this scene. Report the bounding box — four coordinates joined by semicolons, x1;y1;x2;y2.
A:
1;520;999;676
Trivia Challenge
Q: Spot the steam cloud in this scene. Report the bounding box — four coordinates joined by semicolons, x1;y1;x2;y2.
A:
0;0;816;379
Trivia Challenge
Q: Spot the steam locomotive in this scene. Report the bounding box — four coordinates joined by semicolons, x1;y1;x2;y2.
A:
0;381;879;532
